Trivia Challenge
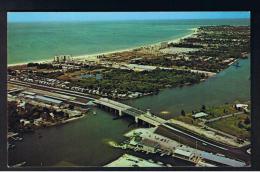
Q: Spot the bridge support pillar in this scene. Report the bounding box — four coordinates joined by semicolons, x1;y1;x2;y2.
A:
135;117;139;123
119;110;122;116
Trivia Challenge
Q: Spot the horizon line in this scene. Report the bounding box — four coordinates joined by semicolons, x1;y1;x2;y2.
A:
8;18;250;23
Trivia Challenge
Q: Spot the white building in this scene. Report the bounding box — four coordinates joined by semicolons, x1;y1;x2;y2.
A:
192;112;209;119
235;104;248;110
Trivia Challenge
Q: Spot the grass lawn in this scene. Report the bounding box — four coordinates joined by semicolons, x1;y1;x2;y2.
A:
203;103;238;120
174;113;200;126
173;101;251;140
174;103;239;125
207;113;250;140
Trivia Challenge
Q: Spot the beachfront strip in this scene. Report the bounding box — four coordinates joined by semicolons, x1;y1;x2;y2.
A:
7;25;250;167
8;25;249;100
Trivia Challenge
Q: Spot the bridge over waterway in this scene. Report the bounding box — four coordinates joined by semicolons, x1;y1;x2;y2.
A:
93;98;166;127
8;80;250;164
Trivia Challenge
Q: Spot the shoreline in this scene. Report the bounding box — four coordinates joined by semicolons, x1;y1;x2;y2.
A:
8;28;198;67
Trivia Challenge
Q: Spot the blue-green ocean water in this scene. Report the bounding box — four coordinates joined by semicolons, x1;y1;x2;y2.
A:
8;19;249;64
8;19;251;167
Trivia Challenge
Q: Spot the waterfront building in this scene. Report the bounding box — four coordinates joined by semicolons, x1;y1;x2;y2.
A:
54;56;60;63
105;154;164;167
54;55;72;63
192;112;209;119
35;95;63;105
174;148;194;160
234;104;248;111
22;91;36;96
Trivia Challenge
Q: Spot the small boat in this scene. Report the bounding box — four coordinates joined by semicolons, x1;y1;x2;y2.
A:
93;111;97;115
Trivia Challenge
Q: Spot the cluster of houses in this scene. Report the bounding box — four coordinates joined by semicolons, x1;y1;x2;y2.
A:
9;73;144;100
8;90;84;129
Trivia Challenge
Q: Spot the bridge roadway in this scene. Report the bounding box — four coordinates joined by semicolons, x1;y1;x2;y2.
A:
8;80;232;150
94;98;166;126
9;80;248;162
9;80;166;127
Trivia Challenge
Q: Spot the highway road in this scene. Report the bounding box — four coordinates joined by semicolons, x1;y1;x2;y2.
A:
8;79;251;165
157;123;250;165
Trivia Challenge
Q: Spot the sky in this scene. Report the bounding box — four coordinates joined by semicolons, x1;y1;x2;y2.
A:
8;12;250;22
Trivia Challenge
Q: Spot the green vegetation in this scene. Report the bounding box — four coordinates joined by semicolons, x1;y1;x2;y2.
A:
8;101;69;133
208;114;250;140
35;71;64;78
202;103;238;120
70;68;206;95
27;63;62;69
175;110;200;126
135;26;250;72
134;56;229;72
175;103;238;122
175;114;200;126
174;101;251;139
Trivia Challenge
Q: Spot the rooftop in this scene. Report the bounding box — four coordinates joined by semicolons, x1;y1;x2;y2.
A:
104;154;164;167
35;95;63;104
192;112;209;118
174;148;193;158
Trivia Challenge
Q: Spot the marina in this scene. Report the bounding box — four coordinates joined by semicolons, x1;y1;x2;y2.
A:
108;128;246;167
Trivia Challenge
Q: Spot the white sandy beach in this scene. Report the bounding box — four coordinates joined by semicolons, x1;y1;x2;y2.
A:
8;27;198;67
